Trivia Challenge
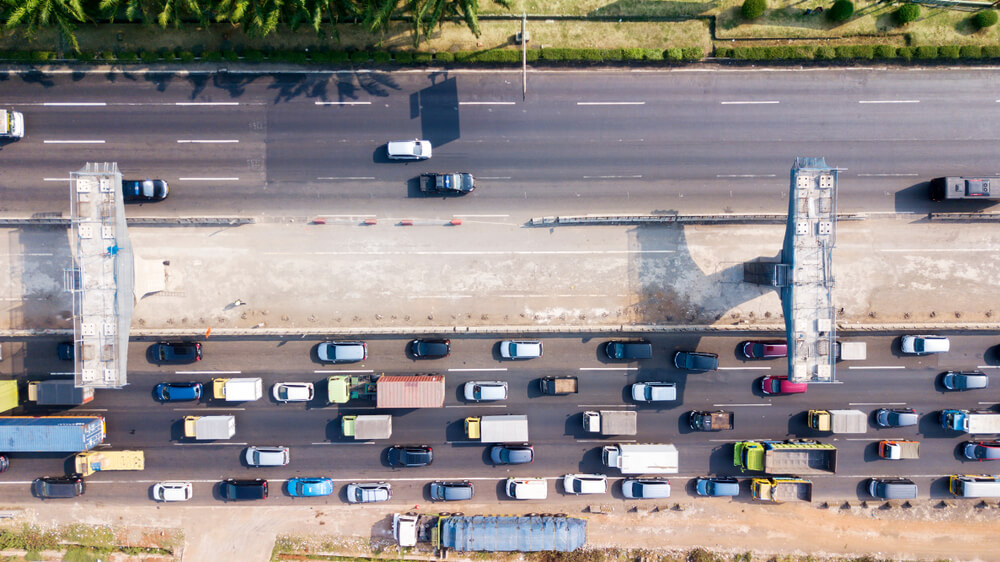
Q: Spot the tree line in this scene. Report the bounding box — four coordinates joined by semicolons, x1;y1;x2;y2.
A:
1;0;494;51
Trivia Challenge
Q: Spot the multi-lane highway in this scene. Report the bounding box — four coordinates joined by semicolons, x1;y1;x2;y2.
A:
1;67;1000;511
2;68;1000;217
1;333;997;504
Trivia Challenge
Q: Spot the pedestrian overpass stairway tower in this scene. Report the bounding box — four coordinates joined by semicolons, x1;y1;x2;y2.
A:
67;162;133;389
743;158;838;383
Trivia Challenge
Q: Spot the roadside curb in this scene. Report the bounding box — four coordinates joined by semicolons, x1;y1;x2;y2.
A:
4;324;999;338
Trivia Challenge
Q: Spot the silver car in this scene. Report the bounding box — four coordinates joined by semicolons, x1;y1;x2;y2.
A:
430;481;474;501
631;381;677;402
463;381;508;401
621;478;671;499
317;341;367;363
386;139;432;160
499;340;543;359
244;446;290;467
346;482;391;503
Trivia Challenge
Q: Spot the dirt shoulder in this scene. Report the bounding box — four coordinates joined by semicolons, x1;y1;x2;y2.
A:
8;497;996;561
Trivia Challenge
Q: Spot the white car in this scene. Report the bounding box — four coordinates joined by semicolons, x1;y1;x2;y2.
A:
463;381;508;401
499;340;543;359
631;381;677;402
245;446;290;467
272;382;315;402
563;474;607;495
387;139;432;160
153;481;193;502
900;335;950;355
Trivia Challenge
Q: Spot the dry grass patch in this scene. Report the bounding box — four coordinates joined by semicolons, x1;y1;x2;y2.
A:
482;0;720;18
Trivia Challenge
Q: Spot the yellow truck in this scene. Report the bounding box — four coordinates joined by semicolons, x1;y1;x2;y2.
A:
74;450;145;477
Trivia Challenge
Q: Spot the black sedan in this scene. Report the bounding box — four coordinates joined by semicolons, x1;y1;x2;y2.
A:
122;179;169;202
387;445;433;467
410;339;450;359
220;478;268;500
150;342;202;364
673;351;719;371
33;474;84;499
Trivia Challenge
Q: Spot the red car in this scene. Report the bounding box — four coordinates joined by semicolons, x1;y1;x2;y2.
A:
741;341;787;359
761;376;807;395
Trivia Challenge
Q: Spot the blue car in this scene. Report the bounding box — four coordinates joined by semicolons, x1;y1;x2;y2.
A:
287;477;334;497
155;382;202;402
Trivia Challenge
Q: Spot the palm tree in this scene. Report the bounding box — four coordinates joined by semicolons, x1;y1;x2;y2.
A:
216;0;284;37
4;0;87;51
154;0;208;28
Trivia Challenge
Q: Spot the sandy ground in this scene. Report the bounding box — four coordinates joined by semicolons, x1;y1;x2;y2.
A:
6;498;1000;561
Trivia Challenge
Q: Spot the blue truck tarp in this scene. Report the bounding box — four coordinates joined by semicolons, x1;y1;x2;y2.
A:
439;515;586;552
0;416;105;452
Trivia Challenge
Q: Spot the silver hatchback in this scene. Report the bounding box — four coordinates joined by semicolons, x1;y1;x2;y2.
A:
244;446;290;467
346;482;391;503
463;381;508;401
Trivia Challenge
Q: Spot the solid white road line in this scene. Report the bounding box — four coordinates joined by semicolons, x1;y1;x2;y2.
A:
577;101;645;106
452;214;510;218
582;175;643;179
856;173;919;177
177;139;240;143
311;442;374;445
174;442;247;446
177;177;239;181
578;404;635;408
445;404;507;408
716;174;778;178
720;100;779;105
314;101;371;105
448;368;507;372
44;140;105;144
314;369;374;374
718;366;770;371
978;401;997;405
43;102;107;106
313;214;376;217
579;367;638;371
174;370;242;375
849;402;906;406
977;366;1000;369
477;176;512;180
577;439;635;443
847;365;905;369
316;176;376;180
43;178;71;182
459;101;517;105
859;100;919;104
172;407;246;411
175;102;240;106
713;403;771;407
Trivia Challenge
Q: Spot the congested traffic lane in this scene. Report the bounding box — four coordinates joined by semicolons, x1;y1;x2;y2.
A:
0;333;996;504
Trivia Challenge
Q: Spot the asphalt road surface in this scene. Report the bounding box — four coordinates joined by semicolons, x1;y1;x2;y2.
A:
2;68;1000;218
1;333;998;505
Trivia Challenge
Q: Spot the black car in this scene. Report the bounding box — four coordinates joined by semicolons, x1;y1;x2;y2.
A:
151;342;202;364
220;478;268;500
387;445;433;467
33;474;84;499
122;179;169;202
57;342;74;361
673;351;719;371
410;339;450;359
603;340;652;361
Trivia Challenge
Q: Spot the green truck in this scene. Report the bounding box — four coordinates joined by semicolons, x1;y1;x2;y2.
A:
734;440;837;474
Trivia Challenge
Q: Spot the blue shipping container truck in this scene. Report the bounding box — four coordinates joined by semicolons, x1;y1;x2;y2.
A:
0;416;105;452
438;515;586;552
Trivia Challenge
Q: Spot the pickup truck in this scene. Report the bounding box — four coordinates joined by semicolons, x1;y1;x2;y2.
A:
539;376;578;395
688;410;734;431
420;172;475;194
878;440;919;460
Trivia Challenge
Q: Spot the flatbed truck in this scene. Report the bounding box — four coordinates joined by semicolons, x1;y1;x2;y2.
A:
734;440;838;474
342;414;392;439
74;450;144;477
539;376;578;395
878;440;919;460
688;410;734;431
751;477;812;502
582;410;637;435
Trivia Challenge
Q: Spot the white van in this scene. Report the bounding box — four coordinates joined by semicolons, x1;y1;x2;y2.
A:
949;475;1000;498
505;478;547;500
